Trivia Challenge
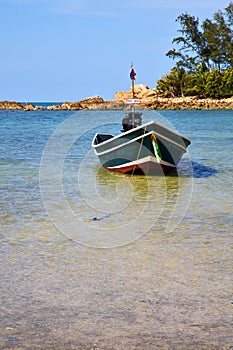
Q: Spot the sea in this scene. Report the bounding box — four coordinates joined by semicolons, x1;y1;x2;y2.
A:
0;108;232;349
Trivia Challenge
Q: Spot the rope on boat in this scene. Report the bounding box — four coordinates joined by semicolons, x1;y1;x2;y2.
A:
131;127;147;176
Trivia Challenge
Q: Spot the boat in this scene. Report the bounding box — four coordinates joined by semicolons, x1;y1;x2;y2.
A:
92;65;191;175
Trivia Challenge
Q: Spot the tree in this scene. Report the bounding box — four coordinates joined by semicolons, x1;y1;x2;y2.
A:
156;67;187;97
220;68;233;96
202;8;233;70
166;2;233;71
157;2;233;98
166;13;211;71
185;63;208;96
205;69;223;97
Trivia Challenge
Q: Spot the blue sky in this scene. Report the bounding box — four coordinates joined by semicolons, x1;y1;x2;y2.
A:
0;0;230;101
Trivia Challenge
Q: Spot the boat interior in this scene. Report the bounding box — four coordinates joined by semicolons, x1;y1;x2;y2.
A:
94;134;114;145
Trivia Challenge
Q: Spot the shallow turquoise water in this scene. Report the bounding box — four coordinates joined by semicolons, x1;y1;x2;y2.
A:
0;109;232;349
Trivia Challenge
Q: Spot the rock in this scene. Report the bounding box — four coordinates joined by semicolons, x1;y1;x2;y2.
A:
23;103;36;111
47;104;65;110
114;90;131;101
133;84;149;93
0;101;24;110
34;105;44;110
60;96;104;110
142;88;158;99
61;102;72;110
1;91;233;111
80;95;104;104
115;84;157;102
79;96;104;109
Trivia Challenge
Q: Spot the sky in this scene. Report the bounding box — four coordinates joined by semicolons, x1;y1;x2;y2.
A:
0;0;231;101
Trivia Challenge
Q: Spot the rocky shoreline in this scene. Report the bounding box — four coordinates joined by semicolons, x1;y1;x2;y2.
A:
1;85;233;110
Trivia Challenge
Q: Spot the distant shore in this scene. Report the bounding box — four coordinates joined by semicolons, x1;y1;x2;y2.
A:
1;85;233;111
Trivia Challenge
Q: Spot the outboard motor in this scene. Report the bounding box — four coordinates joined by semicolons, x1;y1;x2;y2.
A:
122;112;142;132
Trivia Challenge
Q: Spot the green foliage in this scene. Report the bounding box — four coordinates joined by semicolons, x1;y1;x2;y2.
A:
156;67;187;97
205;69;223;97
220;68;233;96
157;2;233;98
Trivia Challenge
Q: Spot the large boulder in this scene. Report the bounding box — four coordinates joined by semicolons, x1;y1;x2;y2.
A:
0;101;24;110
115;84;158;102
23;103;36;111
79;96;104;109
60;96;104;110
